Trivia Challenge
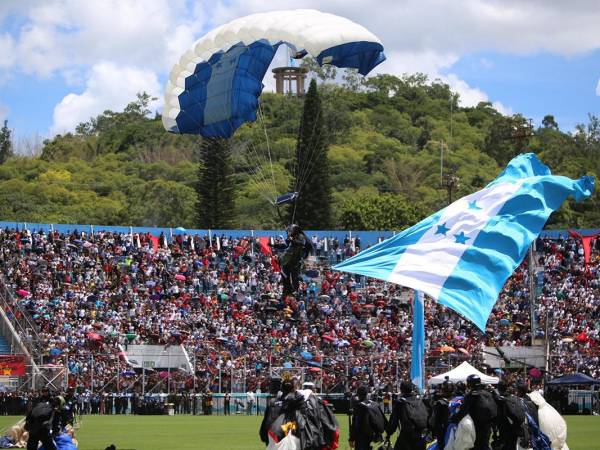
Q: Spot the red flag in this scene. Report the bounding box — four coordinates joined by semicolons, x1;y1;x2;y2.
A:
259;237;272;255
576;331;588;343
568;230;600;266
0;355;26;376
271;255;280;273
149;235;159;253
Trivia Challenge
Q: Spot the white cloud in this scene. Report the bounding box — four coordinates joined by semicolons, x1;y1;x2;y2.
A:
479;58;494;69
4;0;600;132
210;0;600;56
11;0;206;77
596;78;600;96
207;0;600;114
0;34;15;68
492;101;514;116
52;62;161;133
443;74;488;107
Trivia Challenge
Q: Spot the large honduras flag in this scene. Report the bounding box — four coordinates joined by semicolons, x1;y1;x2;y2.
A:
334;153;594;330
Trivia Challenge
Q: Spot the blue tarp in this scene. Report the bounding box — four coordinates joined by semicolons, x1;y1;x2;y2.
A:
300;351;313;360
548;373;600;385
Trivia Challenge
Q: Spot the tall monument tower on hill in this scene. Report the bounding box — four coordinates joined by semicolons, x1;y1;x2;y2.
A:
272;48;308;95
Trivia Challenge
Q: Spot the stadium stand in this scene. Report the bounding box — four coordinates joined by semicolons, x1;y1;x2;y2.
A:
0;226;597;415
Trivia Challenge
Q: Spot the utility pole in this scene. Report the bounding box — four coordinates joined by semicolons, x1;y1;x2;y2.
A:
510;117;534;147
449;96;454;152
440;140;444;186
444;172;460;205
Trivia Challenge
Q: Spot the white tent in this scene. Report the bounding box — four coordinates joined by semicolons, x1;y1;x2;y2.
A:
429;361;499;385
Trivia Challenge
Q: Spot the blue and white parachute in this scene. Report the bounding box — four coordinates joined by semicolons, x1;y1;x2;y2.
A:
162;9;385;138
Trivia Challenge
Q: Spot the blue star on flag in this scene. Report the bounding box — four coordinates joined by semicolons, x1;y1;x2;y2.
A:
435;223;450;236
454;231;470;244
468;200;482;210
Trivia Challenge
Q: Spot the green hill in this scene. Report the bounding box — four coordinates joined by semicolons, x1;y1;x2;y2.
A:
2;74;598;230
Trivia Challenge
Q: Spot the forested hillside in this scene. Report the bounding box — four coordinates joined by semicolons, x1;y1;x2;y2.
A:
1;72;599;230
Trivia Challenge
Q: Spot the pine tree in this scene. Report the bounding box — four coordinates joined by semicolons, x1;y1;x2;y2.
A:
0;120;13;164
196;138;236;228
288;79;331;229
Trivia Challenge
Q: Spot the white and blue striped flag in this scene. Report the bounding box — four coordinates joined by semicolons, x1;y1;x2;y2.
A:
334;153;594;330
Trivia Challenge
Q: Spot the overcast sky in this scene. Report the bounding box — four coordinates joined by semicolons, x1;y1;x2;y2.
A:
0;0;599;139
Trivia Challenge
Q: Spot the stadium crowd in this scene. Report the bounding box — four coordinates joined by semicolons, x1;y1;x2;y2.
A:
0;226;597;404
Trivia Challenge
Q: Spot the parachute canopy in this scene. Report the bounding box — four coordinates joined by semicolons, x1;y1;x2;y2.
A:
163;9;385;138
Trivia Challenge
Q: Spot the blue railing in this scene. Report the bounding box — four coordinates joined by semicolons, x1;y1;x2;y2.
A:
0;221;398;247
0;221;597;247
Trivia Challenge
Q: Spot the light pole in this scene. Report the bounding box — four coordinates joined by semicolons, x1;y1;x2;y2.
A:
444;173;460;205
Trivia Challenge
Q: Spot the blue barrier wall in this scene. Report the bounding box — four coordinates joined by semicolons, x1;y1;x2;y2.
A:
0;221;597;247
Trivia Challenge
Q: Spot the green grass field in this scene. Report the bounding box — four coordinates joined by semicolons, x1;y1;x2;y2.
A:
1;415;597;450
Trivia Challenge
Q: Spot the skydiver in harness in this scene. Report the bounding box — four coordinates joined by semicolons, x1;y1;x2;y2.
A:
277;224;313;298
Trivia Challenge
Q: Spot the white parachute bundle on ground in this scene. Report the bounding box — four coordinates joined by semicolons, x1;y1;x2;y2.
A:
444;414;476;450
528;390;569;450
267;432;301;450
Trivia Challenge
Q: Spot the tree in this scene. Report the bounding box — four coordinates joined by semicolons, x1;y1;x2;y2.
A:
337;189;423;230
342;69;363;92
542;115;558;130
299;56;337;81
288;79;332;229
0;120;13;164
196;138;235;228
128;179;196;227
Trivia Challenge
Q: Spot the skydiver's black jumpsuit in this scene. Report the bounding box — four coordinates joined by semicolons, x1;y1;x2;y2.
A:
279;232;312;296
451;388;497;450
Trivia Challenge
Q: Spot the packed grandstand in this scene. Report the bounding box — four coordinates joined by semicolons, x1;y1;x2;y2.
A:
0;226;597;414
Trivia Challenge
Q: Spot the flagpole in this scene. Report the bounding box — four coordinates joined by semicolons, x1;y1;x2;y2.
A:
528;245;536;346
411;290;425;392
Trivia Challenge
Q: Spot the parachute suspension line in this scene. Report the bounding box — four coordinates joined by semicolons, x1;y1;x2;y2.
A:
199;130;274;207
247;164;277;205
294;105;326;197
247;136;279;204
291;195;298;225
294;103;322;193
290;107;329;225
257;102;277;198
297;121;328;195
289;95;325;225
242;139;277;201
221;114;277;205
216;92;275;205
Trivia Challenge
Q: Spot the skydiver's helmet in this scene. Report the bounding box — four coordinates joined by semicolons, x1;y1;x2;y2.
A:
400;380;413;396
516;379;529;397
269;377;282;395
497;380;508;395
51;395;66;409
287;224;302;238
356;385;368;401
466;374;481;389
281;373;296;396
442;377;455;396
